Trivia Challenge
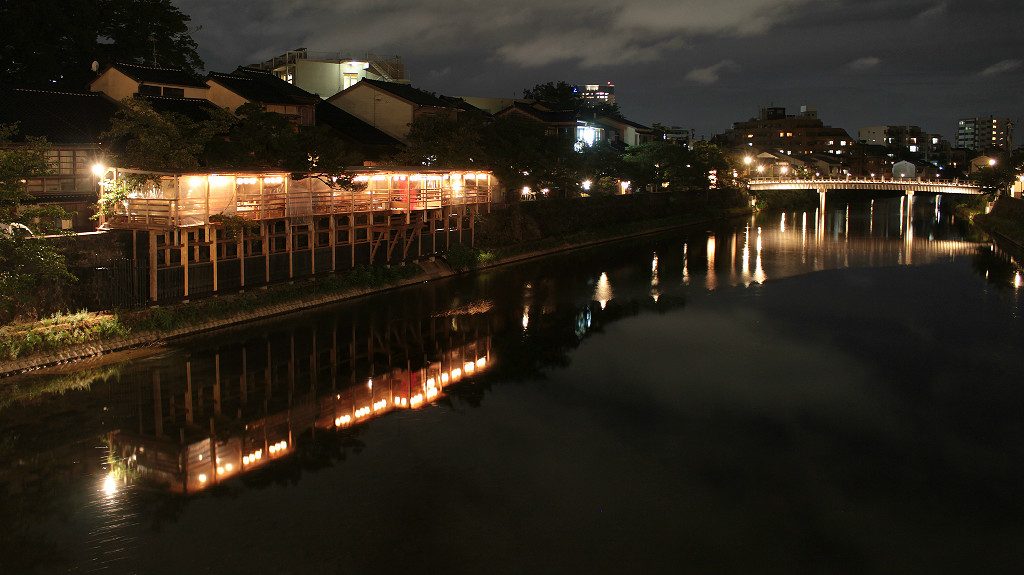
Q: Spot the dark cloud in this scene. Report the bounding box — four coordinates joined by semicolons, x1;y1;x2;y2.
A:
177;0;1024;139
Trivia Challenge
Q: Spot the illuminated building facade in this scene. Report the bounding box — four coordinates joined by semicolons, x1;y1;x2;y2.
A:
573;83;616;106
721;105;855;156
956;116;1014;152
100;167;496;302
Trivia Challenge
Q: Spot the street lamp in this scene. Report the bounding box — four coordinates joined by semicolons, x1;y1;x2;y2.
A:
91;163;108;178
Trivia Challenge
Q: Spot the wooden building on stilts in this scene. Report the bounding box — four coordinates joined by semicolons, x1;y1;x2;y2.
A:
100;167;496;302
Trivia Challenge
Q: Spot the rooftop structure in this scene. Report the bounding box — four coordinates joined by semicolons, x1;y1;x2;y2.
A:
249;48;407;98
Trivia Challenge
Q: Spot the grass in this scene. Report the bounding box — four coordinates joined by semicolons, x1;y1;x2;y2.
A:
0;311;129;361
0;264;421;363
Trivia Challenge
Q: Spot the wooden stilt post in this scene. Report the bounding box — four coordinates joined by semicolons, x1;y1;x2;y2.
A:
263;222;270;284
148;230;158;303
181;229;189;299
329;215;337;272
239;229;245;288
210;226;218;293
287;219;294;279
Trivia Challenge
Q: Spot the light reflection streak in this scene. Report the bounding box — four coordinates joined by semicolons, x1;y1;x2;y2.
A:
594;272;613;309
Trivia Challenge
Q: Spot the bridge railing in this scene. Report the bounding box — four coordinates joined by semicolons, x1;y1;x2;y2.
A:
747;177;977;187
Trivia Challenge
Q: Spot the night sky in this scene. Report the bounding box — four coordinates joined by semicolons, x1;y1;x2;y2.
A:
178;0;1023;140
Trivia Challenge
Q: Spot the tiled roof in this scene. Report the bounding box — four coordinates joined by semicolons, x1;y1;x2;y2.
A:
0;87;118;144
207;68;319;106
104;62;208;88
600;115;651;131
356;79;453;108
315;101;402;148
136;94;224;121
496;101;577;124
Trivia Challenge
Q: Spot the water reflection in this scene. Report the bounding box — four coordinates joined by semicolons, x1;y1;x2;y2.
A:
2;196;1022;572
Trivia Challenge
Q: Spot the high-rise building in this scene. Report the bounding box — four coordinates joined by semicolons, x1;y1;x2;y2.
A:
573;83;616;106
249;48;407;98
956;116;1013;152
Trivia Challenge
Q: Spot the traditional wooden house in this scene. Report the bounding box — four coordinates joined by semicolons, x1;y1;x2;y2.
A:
206;68;320;125
0;86;118;230
90;62;210;101
100;167;496;302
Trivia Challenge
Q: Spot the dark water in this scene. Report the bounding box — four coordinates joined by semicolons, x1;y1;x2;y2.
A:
2;197;1023;574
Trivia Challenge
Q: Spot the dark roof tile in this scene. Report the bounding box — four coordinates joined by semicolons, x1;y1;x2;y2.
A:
355;79;453;108
104;62;208;88
207;68;319;106
0;87;117;144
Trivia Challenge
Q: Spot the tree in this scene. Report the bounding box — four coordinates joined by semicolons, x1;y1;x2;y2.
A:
102;98;234;172
522;81;582;110
394;113;486;168
0;125;75;322
0;0;203;89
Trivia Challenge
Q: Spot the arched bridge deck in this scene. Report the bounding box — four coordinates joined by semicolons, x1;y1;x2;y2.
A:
748;178;982;195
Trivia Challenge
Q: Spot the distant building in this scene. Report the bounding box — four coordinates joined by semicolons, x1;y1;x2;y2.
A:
494;101;581;140
327;79;464;142
720;105;854;156
597;116;655;147
248;49;407;98
573;83;616;106
857;125;951;164
956;116;1013;152
652;124;692;145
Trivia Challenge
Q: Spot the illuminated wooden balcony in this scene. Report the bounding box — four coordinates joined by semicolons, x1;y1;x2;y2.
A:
102;168;497;231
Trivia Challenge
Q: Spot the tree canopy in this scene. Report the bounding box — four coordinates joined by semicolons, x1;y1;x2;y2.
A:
0;0;202;88
0;125;75;322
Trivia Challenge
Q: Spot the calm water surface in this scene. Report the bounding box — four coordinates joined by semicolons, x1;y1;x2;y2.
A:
2;197;1023;574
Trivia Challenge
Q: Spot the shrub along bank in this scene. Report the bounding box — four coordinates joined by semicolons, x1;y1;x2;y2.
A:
974;195;1024;252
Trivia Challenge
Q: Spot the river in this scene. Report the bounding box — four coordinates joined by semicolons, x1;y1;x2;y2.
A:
2;196;1023;574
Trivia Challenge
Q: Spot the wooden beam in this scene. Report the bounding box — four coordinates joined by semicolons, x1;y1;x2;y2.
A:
181;229;189;299
329;215;337;272
210;226;218;293
148;230;158;302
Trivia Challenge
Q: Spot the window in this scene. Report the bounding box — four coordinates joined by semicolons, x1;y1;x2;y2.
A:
162;87;184;98
138;84;161;95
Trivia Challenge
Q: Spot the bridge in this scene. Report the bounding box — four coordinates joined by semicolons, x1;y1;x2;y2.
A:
747;177;982;195
747;177;983;217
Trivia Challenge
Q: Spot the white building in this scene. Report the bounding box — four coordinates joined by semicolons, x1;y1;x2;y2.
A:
249;49;407;98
